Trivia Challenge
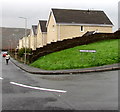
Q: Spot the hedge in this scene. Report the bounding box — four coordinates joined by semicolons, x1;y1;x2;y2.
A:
30;30;120;63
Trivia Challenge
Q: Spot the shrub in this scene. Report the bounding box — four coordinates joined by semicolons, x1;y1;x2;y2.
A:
18;48;32;57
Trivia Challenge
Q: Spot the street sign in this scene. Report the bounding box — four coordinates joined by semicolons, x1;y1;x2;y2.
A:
79;50;97;64
80;50;96;53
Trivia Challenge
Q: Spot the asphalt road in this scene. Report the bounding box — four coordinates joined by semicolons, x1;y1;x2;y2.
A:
1;54;118;111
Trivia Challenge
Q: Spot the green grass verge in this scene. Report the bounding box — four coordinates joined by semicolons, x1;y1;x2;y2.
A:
30;39;120;70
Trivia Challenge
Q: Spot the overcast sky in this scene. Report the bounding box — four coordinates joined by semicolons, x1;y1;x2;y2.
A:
1;0;120;32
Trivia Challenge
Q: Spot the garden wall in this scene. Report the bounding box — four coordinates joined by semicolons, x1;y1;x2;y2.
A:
30;30;120;63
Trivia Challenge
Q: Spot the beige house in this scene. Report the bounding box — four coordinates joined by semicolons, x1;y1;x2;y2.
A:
26;36;30;48
22;37;26;48
18;39;23;49
36;20;47;48
29;25;37;50
19;36;29;48
18;29;31;50
18;37;28;49
47;8;113;43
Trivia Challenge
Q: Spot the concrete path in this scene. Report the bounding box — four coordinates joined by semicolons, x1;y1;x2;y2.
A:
10;58;120;75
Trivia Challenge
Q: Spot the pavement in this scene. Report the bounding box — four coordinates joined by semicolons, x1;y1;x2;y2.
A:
10;57;120;75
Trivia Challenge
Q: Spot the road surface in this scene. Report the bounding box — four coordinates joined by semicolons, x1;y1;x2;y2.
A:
1;53;118;111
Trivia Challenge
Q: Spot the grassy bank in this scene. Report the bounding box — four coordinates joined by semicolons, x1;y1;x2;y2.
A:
30;39;119;70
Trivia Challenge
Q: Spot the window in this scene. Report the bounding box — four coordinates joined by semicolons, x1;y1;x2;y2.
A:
80;26;84;32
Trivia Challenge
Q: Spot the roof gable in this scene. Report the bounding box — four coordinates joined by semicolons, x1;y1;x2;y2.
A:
32;25;37;35
39;20;47;32
52;8;113;25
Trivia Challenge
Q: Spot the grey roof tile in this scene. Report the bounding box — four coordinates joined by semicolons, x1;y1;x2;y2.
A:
39;20;47;32
32;25;37;35
52;8;113;25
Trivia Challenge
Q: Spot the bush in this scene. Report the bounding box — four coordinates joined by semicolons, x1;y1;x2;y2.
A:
18;48;32;57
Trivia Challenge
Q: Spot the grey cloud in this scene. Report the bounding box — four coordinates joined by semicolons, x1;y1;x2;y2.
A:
1;0;119;31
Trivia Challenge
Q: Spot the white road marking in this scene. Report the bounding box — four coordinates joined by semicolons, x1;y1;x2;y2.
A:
0;77;3;80
10;81;67;93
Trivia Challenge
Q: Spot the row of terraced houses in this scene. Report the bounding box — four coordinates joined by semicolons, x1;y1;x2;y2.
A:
18;8;113;50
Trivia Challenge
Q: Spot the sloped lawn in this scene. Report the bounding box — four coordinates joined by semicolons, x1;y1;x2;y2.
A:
30;39;119;70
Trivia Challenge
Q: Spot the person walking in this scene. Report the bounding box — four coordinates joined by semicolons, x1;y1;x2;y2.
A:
5;53;10;65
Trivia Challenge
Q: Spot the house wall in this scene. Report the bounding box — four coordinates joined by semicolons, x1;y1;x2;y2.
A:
29;36;35;50
47;13;58;44
26;36;30;48
22;36;30;48
29;29;37;50
36;24;43;48
22;37;25;48
33;36;36;50
58;25;113;40
33;36;37;50
42;33;47;46
18;39;23;49
29;30;33;50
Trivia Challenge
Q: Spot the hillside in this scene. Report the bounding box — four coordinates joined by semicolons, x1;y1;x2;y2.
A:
30;39;119;70
0;27;30;50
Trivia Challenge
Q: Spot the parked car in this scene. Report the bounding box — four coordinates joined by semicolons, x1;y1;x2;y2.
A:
2;52;7;57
